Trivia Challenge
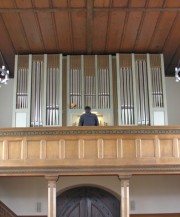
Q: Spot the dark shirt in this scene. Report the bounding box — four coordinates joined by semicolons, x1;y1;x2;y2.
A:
78;113;99;126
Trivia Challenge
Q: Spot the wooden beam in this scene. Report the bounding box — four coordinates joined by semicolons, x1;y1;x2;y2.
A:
0;7;179;13
86;0;93;54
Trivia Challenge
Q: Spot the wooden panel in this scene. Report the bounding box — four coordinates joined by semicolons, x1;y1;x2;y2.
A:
52;0;68;7
0;0;15;8
46;140;59;159
27;140;41;159
70;0;86;8
71;12;86;52
122;139;136;158
65;140;78;159
112;0;128;7
140;139;155;158
165;0;180;7
148;12;177;52
19;12;45;52
1;127;180;176
93;12;109;52
8;141;22;160
178;140;180;158
2;13;29;52
120;11;143;51
103;139;117;158
54;12;72;52
129;0;146;7
0;16;15;74
33;0;50;8
15;0;32;8
106;11;126;51
84;139;98;159
160;139;173;158
163;13;180;71
37;12;58;52
0;141;3;160
148;0;164;7
134;12;160;51
94;0;110;7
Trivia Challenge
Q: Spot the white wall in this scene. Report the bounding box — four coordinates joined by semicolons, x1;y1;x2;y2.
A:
1;175;180;215
0;177;48;216
130;175;180;214
165;77;180;125
0;79;14;128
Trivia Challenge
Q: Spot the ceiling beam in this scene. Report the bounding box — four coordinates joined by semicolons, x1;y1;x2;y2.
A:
0;7;179;13
86;0;93;54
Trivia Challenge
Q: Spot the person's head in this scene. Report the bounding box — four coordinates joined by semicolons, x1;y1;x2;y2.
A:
85;106;91;113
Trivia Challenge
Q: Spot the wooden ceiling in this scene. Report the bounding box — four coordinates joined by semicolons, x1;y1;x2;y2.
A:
0;0;179;77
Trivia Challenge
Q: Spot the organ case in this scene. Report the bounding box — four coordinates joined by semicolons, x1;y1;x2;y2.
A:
12;54;63;127
66;55;114;126
116;53;168;126
12;53;167;127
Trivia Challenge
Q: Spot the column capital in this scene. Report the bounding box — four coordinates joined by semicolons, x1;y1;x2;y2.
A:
118;174;132;181
45;175;59;182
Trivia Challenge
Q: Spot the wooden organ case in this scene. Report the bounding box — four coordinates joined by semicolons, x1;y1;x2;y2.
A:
12;53;167;127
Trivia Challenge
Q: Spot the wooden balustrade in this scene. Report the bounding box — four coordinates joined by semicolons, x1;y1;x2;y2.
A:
0;201;17;217
1;126;180;176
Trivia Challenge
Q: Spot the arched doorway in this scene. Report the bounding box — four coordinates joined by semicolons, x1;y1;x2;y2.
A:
57;186;120;217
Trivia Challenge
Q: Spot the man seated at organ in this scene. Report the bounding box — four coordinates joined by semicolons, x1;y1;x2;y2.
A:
78;106;99;126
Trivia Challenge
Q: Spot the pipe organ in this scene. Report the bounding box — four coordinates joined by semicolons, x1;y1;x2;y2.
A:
12;53;167;127
12;54;62;127
116;54;167;126
67;55;114;126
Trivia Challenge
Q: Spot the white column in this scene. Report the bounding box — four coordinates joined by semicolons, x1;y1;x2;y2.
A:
46;176;59;217
119;175;131;217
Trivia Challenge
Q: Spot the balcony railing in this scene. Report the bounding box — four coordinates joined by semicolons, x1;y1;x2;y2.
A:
0;126;180;176
0;200;17;217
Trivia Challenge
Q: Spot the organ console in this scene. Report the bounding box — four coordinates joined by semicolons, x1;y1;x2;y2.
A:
12;53;168;127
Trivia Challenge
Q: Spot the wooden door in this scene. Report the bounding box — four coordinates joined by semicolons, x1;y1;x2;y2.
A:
57;187;120;217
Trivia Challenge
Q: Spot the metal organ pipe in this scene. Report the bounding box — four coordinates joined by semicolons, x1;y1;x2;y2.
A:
151;66;163;109
135;59;150;126
16;68;28;109
46;66;59;126
30;60;43;127
119;65;134;125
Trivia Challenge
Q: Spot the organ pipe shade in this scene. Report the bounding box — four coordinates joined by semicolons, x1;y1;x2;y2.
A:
31;56;44;127
118;54;135;125
150;54;164;108
97;56;110;109
69;56;82;109
84;56;96;108
16;55;29;109
46;55;60;126
135;58;150;126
